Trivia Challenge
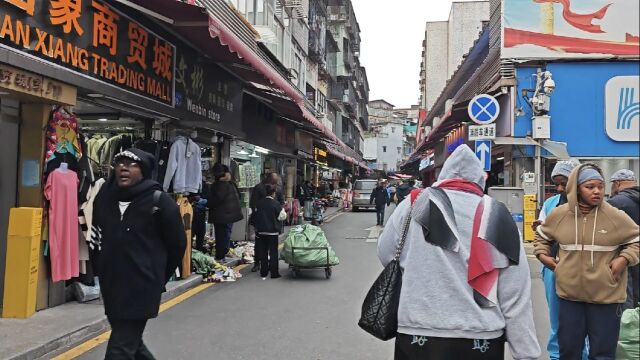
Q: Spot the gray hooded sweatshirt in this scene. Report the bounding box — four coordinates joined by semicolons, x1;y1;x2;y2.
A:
378;145;540;359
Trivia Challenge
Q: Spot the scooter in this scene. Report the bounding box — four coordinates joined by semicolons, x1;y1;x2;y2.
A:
311;198;325;225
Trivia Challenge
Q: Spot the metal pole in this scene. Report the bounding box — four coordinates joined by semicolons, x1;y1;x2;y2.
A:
535;143;542;210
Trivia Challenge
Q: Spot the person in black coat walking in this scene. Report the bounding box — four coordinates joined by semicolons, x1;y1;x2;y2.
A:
91;149;186;360
254;184;287;279
370;179;390;226
608;169;640;310
249;173;284;272
209;163;244;261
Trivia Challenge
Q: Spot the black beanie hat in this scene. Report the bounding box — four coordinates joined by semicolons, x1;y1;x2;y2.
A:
113;148;155;179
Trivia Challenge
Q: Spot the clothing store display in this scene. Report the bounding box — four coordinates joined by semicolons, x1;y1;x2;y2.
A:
156;142;171;186
44;168;80;282
177;196;193;278
135;139;161;181
45;107;82;165
163;136;202;194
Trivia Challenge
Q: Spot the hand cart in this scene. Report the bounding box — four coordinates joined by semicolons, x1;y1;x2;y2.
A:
288;246;333;279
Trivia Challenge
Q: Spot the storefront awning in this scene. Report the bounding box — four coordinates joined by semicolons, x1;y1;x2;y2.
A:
119;0;347;150
494;137;570;158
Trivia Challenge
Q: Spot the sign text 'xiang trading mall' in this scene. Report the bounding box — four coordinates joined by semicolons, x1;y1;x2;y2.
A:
0;0;175;105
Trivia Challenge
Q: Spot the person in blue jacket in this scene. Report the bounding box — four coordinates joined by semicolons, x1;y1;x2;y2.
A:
533;159;587;360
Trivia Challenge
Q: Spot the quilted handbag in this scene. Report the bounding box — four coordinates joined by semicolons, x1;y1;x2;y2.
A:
358;189;420;340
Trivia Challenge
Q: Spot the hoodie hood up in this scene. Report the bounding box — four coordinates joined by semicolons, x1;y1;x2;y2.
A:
566;163;605;211
436;144;486;190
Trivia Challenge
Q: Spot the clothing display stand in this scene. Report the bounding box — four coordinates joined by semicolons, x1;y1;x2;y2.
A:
176;195;193;279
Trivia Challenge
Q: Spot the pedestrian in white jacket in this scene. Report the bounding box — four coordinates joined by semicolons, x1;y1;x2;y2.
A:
163;136;202;194
378;145;540;360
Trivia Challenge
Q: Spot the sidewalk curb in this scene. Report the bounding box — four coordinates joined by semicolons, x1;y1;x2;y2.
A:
11;275;203;360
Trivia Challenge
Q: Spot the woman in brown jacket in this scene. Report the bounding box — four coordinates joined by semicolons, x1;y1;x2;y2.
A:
535;164;639;359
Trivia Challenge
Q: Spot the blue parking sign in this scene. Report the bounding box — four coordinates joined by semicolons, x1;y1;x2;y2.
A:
468;94;500;125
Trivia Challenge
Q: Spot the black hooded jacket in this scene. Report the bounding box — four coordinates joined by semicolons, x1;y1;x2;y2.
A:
609;186;640;225
208;175;243;224
91;149;186;320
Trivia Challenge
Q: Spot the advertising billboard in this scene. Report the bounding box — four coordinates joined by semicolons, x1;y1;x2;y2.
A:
502;0;640;59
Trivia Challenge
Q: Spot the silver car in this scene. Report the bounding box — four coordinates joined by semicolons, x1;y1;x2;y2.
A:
352;179;378;211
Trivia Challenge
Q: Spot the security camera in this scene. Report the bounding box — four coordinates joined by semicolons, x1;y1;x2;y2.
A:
543;78;556;94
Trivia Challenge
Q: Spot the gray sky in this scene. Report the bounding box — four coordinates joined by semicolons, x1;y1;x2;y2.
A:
351;0;474;109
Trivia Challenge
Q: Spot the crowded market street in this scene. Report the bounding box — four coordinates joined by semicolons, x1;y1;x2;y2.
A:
1;0;639;359
43;208;550;360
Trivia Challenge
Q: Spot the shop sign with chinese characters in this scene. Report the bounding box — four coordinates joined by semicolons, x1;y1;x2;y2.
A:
314;146;328;165
468;124;496;141
174;47;242;124
0;0;175;105
0;64;76;104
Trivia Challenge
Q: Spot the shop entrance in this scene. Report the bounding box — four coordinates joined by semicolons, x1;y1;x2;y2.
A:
0;98;20;309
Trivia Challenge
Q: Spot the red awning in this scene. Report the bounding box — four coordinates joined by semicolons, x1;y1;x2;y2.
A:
120;0;344;147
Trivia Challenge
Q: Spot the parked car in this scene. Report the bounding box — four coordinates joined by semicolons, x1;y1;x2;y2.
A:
351;179;378;211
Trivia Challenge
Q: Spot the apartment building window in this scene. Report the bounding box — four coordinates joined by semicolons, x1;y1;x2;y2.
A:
391;127;395;133
383;146;387;153
317;90;326;114
397;147;401;154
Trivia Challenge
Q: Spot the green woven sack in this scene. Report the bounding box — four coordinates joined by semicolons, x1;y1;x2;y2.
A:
281;224;339;267
616;307;639;360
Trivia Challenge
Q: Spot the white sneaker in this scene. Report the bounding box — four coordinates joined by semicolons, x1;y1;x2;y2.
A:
262;277;267;280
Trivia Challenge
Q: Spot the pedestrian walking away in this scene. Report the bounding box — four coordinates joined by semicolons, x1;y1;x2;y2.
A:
378;145;540;360
370;179;390;226
254;184;288;279
608;169;640;310
91;149;186;360
208;163;243;261
532;159;588;360
395;180;414;204
250;173;285;272
535;164;640;359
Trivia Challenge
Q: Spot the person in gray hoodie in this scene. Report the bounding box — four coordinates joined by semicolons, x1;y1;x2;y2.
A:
378;145;540;360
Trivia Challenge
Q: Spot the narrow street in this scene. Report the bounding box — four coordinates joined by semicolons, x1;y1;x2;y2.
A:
69;208;551;360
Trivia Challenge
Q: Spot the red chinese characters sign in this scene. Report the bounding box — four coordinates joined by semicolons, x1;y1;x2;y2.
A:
0;0;175;105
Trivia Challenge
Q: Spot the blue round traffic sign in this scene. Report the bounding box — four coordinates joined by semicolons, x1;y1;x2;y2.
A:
468;94;500;125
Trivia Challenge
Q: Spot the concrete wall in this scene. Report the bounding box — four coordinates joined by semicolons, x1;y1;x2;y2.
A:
424;21;449;111
364;136;378;160
447;2;489;81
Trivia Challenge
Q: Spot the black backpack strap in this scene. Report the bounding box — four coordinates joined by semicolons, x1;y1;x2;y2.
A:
152;190;162;215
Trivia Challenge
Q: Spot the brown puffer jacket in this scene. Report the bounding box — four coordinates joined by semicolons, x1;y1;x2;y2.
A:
534;164;639;304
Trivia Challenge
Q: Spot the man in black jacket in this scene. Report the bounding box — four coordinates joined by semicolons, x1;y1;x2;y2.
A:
609;169;640;310
91;149;186;360
370;179;390;226
254;184;285;279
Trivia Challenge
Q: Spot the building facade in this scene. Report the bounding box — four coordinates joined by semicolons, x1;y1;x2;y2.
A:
364;100;405;172
418;1;489;143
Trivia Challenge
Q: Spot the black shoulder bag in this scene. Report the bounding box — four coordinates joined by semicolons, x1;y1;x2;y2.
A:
358;191;417;341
